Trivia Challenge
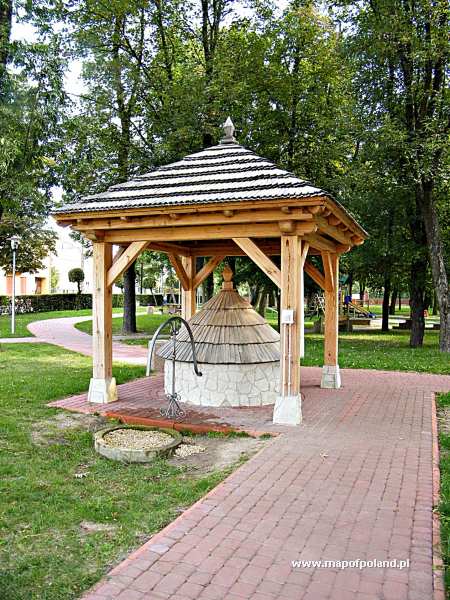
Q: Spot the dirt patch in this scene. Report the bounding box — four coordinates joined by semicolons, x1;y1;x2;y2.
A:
438;406;450;437
80;521;117;537
31;413;109;446
167;434;270;476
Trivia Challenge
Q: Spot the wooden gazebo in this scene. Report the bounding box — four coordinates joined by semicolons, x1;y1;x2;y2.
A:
52;118;366;425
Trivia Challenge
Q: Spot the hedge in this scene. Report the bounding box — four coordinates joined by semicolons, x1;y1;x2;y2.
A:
0;292;180;313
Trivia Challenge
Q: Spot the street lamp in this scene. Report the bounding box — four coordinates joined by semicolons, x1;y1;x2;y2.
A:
10;235;20;334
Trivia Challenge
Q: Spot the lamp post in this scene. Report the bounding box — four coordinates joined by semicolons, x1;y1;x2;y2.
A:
10;235;20;334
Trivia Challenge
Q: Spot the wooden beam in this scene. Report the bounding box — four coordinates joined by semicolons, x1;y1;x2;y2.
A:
181;256;196;320
279;236;302;397
103;221;317;244
304;233;337;253
351;235;365;245
168;254;190;291
315;216;353;245
92;242;113;379
308;205;325;214
304;260;326;290
147;241;192;256
322;198;368;239
300;242;310;267
71;207;313;232
88;242;117;403
328;215;340;226
54;196;325;222
112;245;127;266
84;230;105;242
189;239;281;257
323;253;339;367
232;237;281;288
193;255;225;289
106;241;148;287
321;251;334;292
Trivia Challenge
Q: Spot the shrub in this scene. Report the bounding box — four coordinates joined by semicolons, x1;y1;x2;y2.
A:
0;293;171;313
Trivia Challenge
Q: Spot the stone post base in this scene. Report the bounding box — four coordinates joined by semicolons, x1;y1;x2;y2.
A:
320;365;341;389
273;395;302;426
88;377;118;403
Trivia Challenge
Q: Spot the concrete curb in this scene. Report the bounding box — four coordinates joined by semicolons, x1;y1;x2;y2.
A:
431;393;446;600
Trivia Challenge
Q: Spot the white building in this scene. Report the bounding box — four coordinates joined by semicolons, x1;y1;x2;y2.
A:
0;220;94;296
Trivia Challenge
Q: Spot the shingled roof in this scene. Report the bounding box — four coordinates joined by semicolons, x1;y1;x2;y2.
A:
157;266;280;365
53;118;328;215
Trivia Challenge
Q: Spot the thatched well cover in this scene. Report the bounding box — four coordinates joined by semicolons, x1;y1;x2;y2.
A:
157;266;280;365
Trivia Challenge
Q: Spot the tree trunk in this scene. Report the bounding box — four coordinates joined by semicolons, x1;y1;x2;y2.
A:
122;262;137;334
359;282;365;306
409;258;427;348
419;181;450;351
256;288;268;317
347;271;354;296
398;293;401;311
204;272;214;301
389;288;397;315
382;273;391;332
431;290;439;316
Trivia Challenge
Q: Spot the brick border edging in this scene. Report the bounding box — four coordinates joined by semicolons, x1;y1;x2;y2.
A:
81;433;279;598
431;393;446;600
104;411;278;438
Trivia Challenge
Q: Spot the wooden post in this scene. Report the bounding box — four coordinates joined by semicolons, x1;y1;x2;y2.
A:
181;256;196;320
321;252;341;388
273;235;302;425
88;242;117;403
300;242;309;359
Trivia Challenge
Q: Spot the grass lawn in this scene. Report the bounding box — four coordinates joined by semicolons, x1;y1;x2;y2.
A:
366;304;411;316
75;312;169;336
438;392;450;594
82;315;448;375
0;343;231;600
302;330;449;374
0;308;132;339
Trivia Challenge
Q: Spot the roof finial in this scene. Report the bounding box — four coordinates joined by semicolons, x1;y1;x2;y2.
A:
220;117;237;144
222;264;234;290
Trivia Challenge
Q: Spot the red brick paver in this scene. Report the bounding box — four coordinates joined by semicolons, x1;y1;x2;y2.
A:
77;368;450;599
28;315;147;365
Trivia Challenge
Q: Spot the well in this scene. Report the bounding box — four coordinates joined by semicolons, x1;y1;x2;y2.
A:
157;266;280;407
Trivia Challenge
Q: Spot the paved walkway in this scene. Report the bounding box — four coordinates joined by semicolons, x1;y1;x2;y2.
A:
5;314;450;597
26;315;147;365
76;369;450;600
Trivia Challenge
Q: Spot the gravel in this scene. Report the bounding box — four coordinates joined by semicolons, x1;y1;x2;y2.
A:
174;443;206;458
102;428;175;450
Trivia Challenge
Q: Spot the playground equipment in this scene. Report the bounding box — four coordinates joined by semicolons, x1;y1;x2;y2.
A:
344;300;375;319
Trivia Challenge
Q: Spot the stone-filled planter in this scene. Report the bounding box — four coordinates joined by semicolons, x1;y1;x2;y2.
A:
94;425;182;463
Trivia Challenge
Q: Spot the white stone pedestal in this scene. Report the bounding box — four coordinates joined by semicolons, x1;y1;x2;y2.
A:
88;377;118;403
320;365;341;389
273;394;302;425
164;361;279;407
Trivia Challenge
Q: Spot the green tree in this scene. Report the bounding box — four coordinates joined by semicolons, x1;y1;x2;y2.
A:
1;2;65;274
68;267;84;294
337;0;449;349
50;266;59;293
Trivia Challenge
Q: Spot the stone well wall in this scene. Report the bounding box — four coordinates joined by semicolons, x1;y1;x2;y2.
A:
164;361;279;407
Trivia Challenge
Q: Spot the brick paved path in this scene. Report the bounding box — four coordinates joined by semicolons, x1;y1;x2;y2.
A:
81;369;450;600
27;315;147;365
